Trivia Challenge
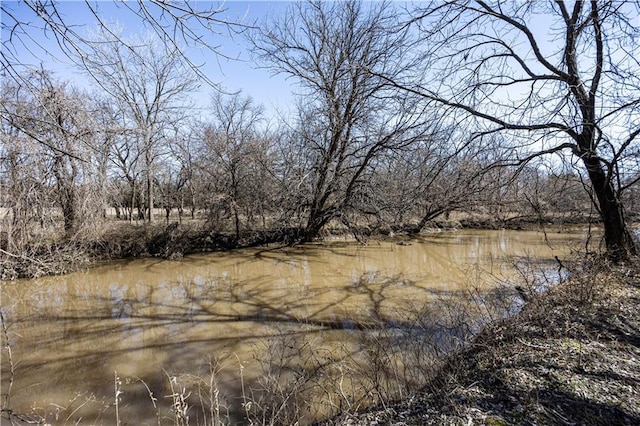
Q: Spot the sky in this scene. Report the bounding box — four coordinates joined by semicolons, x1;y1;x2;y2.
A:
1;1;296;119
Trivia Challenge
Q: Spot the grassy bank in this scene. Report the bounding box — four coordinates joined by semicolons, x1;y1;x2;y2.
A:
325;259;640;425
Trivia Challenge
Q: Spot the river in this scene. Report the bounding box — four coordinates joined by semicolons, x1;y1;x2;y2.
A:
0;229;588;425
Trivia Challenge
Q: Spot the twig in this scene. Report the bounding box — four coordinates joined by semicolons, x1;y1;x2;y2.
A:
516;337;551;350
0;248;46;266
114;372;122;426
0;310;15;420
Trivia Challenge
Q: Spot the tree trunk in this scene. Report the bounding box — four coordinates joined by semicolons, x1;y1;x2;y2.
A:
145;138;154;222
61;188;76;233
146;171;154;223
129;183;135;222
303;208;333;242
583;156;637;262
411;208;448;234
233;206;240;241
53;155;77;235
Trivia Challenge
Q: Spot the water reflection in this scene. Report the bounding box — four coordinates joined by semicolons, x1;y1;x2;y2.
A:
0;229;587;424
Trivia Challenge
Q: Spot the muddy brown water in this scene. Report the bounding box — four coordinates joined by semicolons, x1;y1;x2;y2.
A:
1;229;588;425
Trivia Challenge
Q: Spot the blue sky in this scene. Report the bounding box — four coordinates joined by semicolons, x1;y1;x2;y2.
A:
1;1;296;118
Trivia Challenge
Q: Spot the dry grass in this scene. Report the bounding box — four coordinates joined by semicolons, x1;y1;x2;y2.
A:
326;258;640;425
0;295;479;425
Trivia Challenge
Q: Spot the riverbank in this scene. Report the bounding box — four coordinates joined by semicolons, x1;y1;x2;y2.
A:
325;259;640;425
0;215;599;280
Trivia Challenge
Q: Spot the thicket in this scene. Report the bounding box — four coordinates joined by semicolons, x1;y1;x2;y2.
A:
3;0;640;275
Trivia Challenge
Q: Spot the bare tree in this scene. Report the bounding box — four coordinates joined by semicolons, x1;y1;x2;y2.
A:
399;0;639;261
80;29;198;222
0;1;247;227
1;70;95;236
525;166;594;224
251;0;429;241
0;88;55;254
1;1;246;91
369;124;506;232
197;92;272;238
91;98;142;222
264;125;314;233
168;121;207;221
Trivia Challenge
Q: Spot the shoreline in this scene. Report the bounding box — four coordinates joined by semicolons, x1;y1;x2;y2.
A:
324;259;640;425
0;216;603;281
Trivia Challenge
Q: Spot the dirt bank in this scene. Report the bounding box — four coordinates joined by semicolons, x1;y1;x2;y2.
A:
325;259;640;425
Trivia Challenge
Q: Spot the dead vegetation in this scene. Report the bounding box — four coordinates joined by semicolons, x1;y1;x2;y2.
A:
326;258;640;425
0;244;90;280
0;221;299;280
0;215;595;281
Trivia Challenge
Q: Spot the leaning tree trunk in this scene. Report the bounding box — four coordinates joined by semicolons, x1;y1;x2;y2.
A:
302;214;323;243
303;207;333;243
583;155;637;262
411;208;449;234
